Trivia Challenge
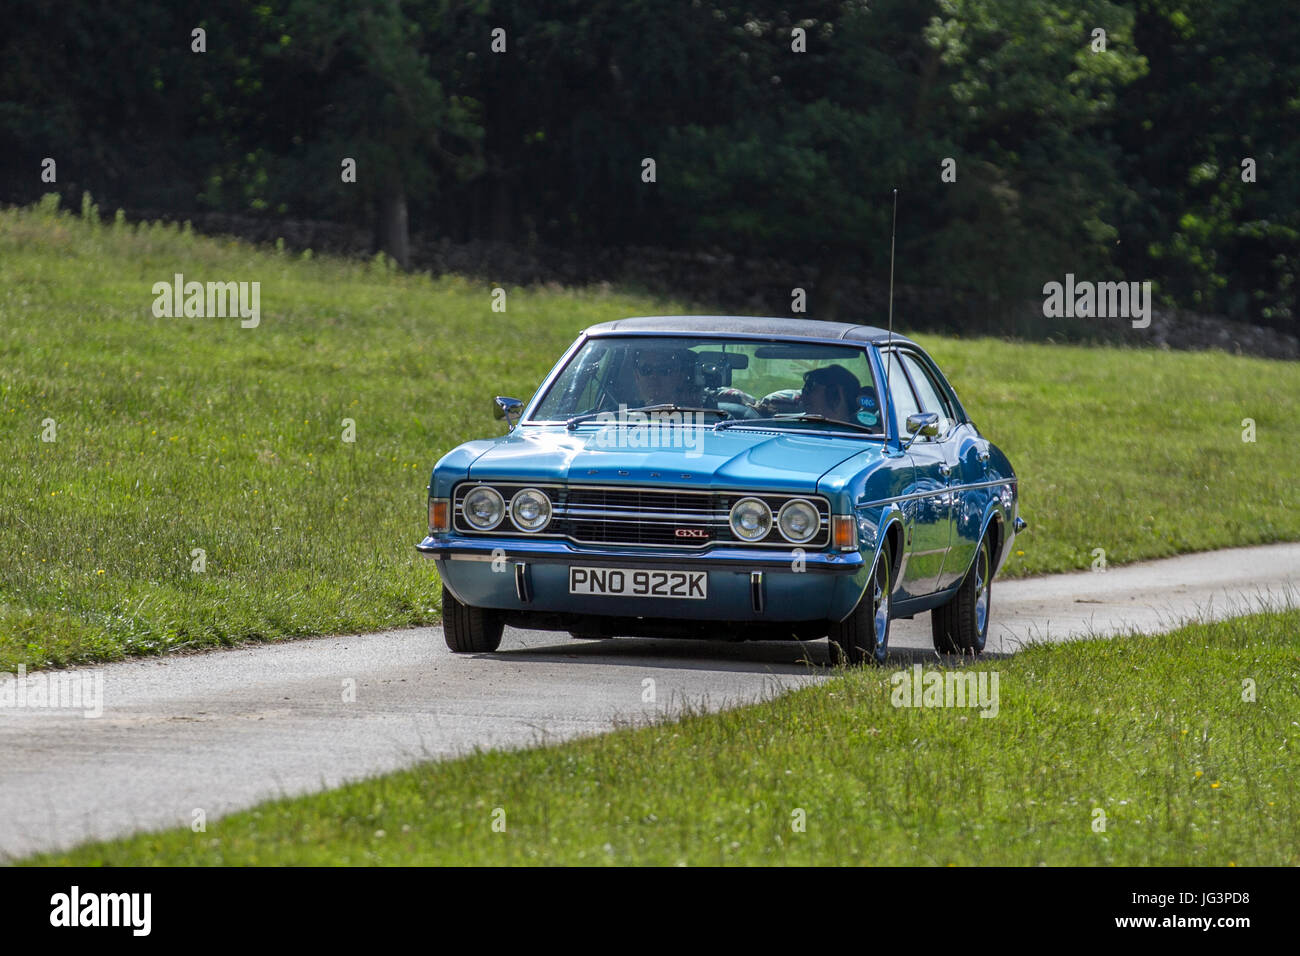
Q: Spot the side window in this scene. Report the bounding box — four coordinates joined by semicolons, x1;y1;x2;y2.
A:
901;353;954;436
884;352;920;432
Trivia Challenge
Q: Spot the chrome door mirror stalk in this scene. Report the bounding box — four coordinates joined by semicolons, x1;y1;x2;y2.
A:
902;412;940;450
493;396;524;431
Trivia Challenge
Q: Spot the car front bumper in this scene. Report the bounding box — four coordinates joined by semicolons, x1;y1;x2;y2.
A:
417;534;869;623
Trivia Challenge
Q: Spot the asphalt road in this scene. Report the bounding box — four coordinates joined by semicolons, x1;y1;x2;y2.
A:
2;542;1297;859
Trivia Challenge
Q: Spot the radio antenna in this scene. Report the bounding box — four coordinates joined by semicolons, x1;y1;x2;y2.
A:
885;187;898;389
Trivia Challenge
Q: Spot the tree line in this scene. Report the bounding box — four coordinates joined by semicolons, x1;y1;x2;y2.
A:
1;0;1294;329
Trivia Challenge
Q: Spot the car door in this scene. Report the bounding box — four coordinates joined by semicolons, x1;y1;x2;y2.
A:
926;354;998;591
898;351;973;591
943;417;993;589
883;351;953;599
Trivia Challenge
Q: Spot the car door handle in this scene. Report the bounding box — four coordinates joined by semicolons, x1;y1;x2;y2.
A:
939;464;952;477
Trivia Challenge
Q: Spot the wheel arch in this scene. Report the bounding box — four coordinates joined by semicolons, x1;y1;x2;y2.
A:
949;500;1007;587
833;509;905;624
882;517;905;586
985;510;1005;568
863;502;906;589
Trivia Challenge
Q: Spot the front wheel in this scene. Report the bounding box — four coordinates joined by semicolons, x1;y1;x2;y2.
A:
828;543;892;666
441;585;504;653
931;531;993;655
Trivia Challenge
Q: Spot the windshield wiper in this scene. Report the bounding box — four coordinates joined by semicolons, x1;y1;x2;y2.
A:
715;413;880;435
565;404;730;430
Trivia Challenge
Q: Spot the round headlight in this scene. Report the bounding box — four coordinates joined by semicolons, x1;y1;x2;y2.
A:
509;487;552;532
777;499;820;544
461;486;506;531
729;497;773;542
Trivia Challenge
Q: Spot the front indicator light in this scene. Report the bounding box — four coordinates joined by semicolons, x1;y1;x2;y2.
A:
832;515;858;551
428;497;450;533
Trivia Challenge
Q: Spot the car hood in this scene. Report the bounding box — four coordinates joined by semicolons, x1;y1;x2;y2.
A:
464;425;872;492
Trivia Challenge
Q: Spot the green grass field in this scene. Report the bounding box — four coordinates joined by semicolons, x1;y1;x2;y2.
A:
2;195;1298;672
26;609;1298;866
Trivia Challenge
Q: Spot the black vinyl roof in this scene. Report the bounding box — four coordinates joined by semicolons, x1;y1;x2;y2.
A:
582;315;918;347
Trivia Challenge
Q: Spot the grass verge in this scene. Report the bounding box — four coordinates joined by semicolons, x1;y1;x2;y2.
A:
25;609;1300;865
3;194;1299;671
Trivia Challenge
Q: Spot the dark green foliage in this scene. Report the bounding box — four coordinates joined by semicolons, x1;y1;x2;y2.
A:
0;0;1292;326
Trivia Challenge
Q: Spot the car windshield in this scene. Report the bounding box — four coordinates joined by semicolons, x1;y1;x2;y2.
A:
528;335;885;435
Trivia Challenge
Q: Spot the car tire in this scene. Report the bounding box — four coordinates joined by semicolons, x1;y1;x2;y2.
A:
441;585;504;653
828;543;892;666
931;530;993;655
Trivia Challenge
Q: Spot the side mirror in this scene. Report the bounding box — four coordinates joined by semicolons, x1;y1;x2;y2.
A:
903;411;940;449
493;396;524;430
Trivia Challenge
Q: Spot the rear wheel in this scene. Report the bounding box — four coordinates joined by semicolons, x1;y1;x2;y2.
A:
442;585;504;653
931;531;993;654
828;544;892;666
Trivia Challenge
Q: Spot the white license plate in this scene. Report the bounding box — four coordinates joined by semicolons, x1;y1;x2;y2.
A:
569;567;707;599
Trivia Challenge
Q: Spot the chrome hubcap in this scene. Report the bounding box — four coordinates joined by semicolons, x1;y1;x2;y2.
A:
974;541;990;635
873;560;890;646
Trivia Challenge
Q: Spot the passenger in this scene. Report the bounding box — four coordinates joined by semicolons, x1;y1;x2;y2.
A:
801;364;861;422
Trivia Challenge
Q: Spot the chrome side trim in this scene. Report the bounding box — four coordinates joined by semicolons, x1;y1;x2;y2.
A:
857;477;1017;508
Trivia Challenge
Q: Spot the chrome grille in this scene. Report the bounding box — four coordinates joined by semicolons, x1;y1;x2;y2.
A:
452;482;830;548
560;487;721;546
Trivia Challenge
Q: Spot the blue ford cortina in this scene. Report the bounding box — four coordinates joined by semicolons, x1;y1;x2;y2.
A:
417;316;1025;664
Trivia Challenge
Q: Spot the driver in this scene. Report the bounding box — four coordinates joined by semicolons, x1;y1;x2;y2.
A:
629;346;705;407
801;364;861;421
